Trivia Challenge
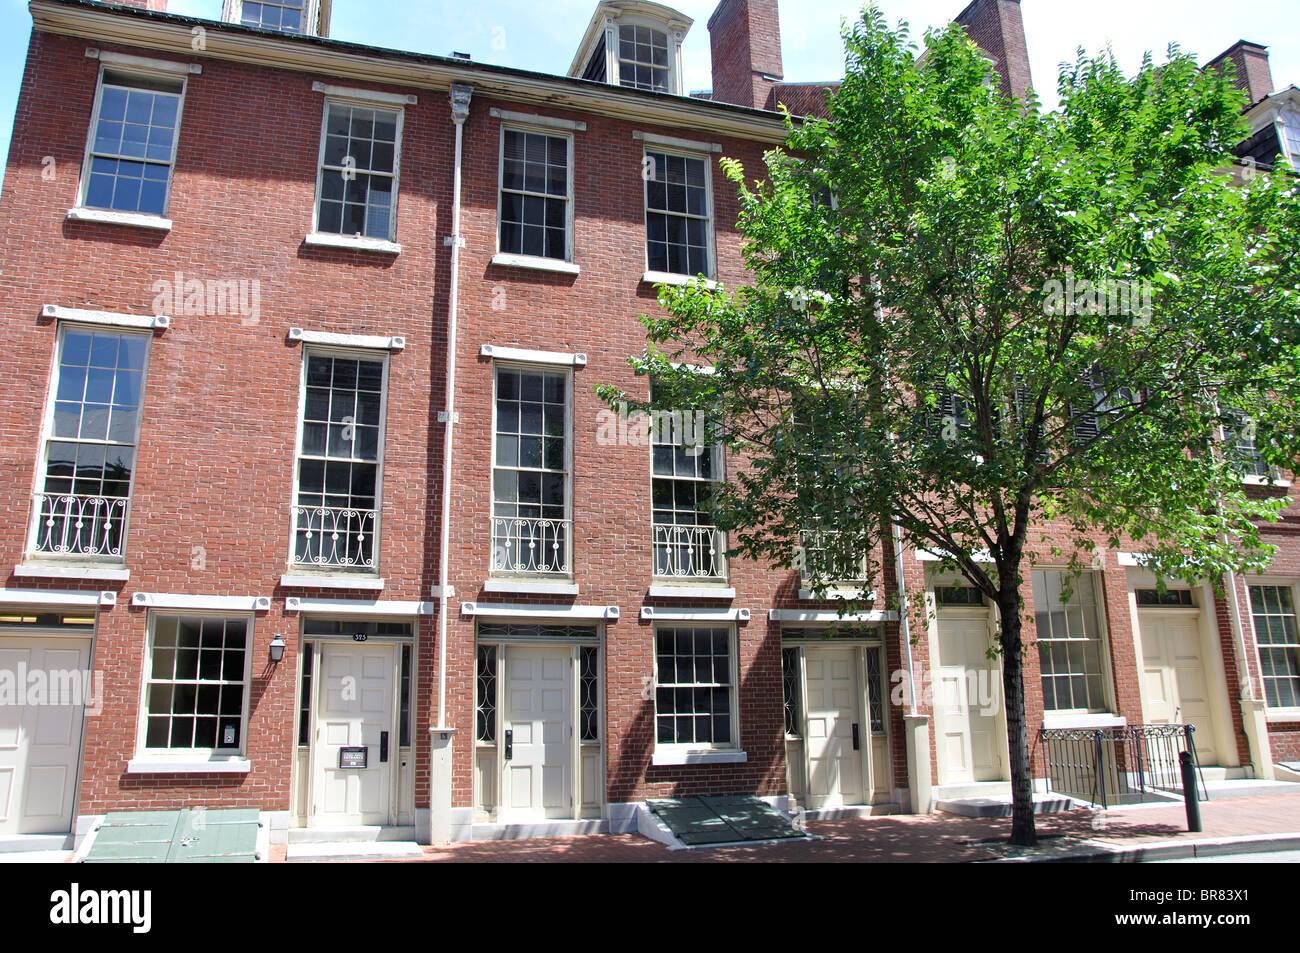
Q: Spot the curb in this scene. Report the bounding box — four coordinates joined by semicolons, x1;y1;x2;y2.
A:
983;832;1300;863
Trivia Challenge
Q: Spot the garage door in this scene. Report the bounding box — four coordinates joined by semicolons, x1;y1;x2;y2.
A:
0;636;92;835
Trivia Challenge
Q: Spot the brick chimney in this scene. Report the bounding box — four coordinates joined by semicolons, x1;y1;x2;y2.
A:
708;0;784;110
954;0;1032;100
1205;41;1274;105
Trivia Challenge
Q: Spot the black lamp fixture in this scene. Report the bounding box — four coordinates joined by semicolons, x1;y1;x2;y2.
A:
269;634;287;664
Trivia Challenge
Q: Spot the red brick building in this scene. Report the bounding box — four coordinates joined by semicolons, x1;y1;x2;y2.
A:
0;0;1294;854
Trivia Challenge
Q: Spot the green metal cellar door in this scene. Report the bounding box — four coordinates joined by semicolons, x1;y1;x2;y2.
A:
646;796;808;846
81;809;260;863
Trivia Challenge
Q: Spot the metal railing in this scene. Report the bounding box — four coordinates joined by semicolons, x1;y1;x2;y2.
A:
32;493;128;558
1039;724;1208;809
492;516;571;575
653;523;726;580
293;505;376;569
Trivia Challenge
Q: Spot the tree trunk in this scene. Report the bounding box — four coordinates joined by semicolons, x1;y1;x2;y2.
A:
997;586;1037;846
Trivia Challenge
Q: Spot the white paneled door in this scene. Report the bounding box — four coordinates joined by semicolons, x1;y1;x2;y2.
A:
0;637;90;835
1140;611;1219;766
503;646;572;820
936;613;1004;785
313;642;396;826
804;647;865;808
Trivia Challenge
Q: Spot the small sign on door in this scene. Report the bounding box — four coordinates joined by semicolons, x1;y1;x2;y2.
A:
339;746;368;769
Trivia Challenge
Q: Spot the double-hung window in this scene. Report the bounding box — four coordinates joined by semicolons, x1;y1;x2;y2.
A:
1249;584;1300;710
238;0;306;32
140;615;251;756
32;327;149;561
1035;570;1109;713
1222;407;1272;480
644;150;712;277
498;127;572;262
1282;116;1300;171
81;69;184;218
315;101;402;242
292;351;387;571
618;25;671;92
655;626;736;747
492;366;570;575
651;395;724;580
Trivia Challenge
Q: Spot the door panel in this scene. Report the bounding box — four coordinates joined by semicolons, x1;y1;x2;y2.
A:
312;642;395;826
503;646;572;820
1140;612;1218;765
936;614;1003;785
0;637;91;835
804;648;864;807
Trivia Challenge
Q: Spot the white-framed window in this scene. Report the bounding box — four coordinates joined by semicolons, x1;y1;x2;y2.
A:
651;389;724;580
618;24;671;92
226;0;308;33
1034;570;1110;713
491;365;571;576
30;325;150;561
1221;407;1273;480
1248;583;1300;710
654;625;737;748
291;349;388;572
1281;115;1300;171
139;614;252;756
313;99;403;242
644;149;712;277
78;68;185;218
497;125;573;262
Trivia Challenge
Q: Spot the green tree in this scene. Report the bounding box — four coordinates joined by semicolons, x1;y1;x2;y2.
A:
600;7;1300;845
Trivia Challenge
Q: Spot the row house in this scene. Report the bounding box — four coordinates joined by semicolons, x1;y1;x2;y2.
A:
0;0;1294;853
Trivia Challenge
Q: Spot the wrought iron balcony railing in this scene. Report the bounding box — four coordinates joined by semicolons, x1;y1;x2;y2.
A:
293;505;377;569
653;523;726;580
492;516;571;575
32;493;128;558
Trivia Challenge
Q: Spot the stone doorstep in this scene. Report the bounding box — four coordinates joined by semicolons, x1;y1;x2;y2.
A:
285;841;425;862
980;832;1300;864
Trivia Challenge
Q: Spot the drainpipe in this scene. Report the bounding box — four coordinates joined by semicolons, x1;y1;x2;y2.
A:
430;82;473;844
892;520;917;715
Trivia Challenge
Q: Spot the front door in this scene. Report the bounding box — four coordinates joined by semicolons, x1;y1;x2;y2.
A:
936;613;1003;785
503;645;572;820
0;636;90;835
1140;611;1218;765
804;647;865;807
312;641;397;827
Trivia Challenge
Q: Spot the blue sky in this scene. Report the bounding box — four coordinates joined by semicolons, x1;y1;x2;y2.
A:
1;0;1298;185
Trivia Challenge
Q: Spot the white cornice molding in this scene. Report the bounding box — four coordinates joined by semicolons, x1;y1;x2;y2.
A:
30;1;789;145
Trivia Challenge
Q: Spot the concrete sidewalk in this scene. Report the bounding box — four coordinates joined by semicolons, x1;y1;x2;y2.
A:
268;793;1300;863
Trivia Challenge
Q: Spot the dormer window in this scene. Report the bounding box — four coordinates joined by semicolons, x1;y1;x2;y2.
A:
568;2;692;97
1282;113;1300;171
222;0;330;37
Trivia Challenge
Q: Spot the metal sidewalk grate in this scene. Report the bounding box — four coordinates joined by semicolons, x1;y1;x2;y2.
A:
647;796;806;846
82;809;260;863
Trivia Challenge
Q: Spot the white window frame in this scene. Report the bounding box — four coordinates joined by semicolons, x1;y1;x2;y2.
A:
27;323;153;565
651;623;741;757
1246;578;1300;717
310;96;405;245
134;611;256;763
287;345;391;576
1034;569;1115;716
74;63;188;222
614;20;674;94
222;0;319;35
1219;410;1287;486
642;146;715;280
489;361;574;578
495;122;576;265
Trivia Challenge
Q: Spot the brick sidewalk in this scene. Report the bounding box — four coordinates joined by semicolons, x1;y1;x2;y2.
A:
272;793;1300;863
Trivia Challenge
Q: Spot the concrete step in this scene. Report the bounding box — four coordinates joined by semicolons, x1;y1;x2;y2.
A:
934;782;1012;800
0;834;74;855
287;825;417;845
796;803;901;821
285;841;424;862
1275;763;1300;783
471;819;607;841
937;793;1078;818
1198;766;1251;782
1203;779;1300;799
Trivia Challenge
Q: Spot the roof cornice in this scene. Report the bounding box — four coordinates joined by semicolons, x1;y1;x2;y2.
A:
29;0;790;145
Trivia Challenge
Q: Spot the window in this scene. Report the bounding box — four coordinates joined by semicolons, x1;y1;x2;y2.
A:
476;645;497;742
498;128;571;261
579;646;599;743
142;615;249;754
781;646;802;737
239;0;305;32
935;585;984;607
399;643;413;747
654;626;735;747
1135;588;1194;607
618;25;671;92
1283;116;1300;171
33;327;149;560
1249;585;1300;709
297;640;313;747
315;102;401;241
81;70;183;217
644;150;711;277
1222;408;1271;480
292;351;387;571
652;393;724;580
1034;571;1109;713
492;366;570;575
866;646;886;733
